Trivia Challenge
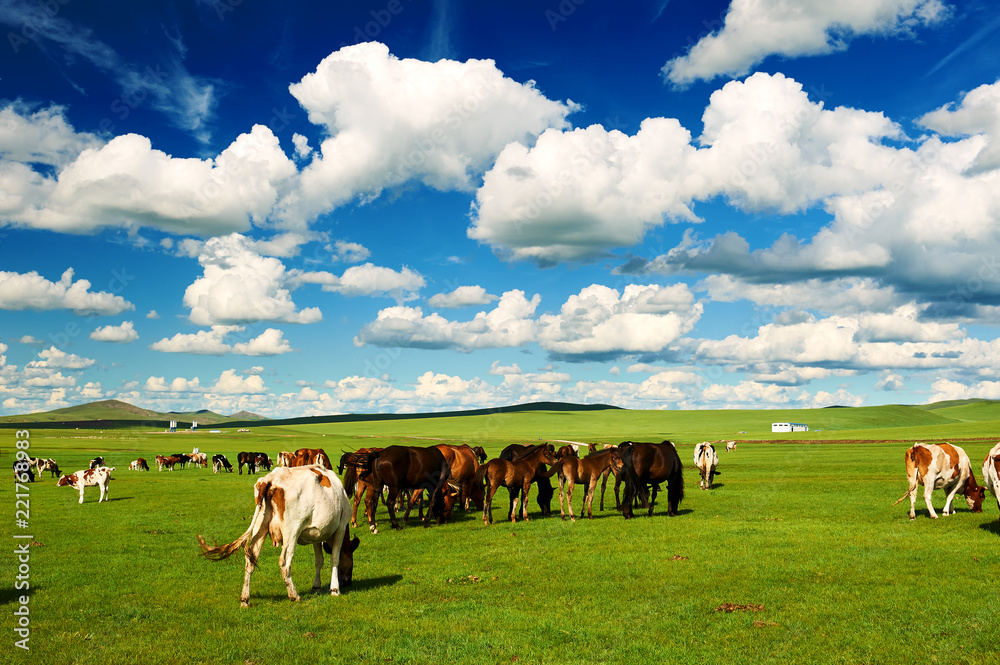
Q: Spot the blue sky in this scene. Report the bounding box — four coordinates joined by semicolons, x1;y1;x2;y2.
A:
3;0;1000;417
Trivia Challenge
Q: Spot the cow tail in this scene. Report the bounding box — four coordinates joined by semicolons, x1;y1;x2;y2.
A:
892;447;919;506
197;481;272;569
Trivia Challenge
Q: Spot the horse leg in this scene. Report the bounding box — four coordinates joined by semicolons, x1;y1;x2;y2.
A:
599;468;610;511
351;485;363;528
648;484;658;517
484;481;499;525
558;475;568;521
506;486;520;522
586;478;598;519
366;481;382;535
520;480;533;522
386;487;402;529
566;477;576;522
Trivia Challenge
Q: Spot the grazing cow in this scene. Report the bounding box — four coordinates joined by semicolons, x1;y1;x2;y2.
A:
189;452;208;468
255;454;273;472
157;455;183;471
129;458;150;471
89;456;105;470
58;467;115;503
277;451;293;467
287;448;332;470
620;441;685;519
197;465;360;607
13;460;35;482
30;457;60;478
725;441;737;452
693;442;720;490
893;443;985;520
171;453;192;469
982;442;1000;525
213;454;234;473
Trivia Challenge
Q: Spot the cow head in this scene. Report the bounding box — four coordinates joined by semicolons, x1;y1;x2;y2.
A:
965;480;986;513
57;474;75;487
337;530;361;588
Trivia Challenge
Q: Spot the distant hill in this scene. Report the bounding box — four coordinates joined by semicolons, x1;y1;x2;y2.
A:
0;398;619;428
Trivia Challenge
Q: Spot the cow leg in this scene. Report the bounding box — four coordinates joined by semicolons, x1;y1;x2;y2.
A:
240;522;270;608
99;482;108;503
312;543;325;590
277;540;300;602
327;524;349;597
78;485;85;504
942;482;961;517
922;483;938;519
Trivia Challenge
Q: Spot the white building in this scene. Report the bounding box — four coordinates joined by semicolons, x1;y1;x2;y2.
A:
772;422;809;433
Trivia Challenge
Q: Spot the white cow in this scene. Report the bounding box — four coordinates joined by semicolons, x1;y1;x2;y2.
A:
982;442;1000;525
57;467;115;504
197;465;360;607
693;442;719;490
725;441;737;452
893;443;985;519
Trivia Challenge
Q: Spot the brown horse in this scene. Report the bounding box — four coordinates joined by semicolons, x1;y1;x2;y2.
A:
498;443;557;518
338;448;382;528
553;449;624;521
361;446;451;533
435;443;487;511
620;441;684;518
476;445;558;525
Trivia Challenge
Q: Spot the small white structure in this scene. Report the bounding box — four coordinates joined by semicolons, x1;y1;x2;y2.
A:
772;422;809;433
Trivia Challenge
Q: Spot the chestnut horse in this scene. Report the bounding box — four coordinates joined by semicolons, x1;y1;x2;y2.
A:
553;449;624;521
360;445;451;533
498;443;557;519
476;445;558;525
619;441;685;518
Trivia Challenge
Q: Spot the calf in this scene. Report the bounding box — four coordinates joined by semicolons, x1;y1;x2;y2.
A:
982;442;1000;526
58;467;115;503
197;465;360;607
894;443;985;519
213;454;234;473
694;442;719;490
129;458;150;471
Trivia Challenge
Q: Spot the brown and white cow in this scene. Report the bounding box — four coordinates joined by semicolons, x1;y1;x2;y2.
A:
893;443;985;520
693;442;719;490
189;452;208;468
276;451;293;467
57;467;115;503
197;465;360;607
129;458;149;471
982;442;1000;525
725;441;737;452
213;454;233;473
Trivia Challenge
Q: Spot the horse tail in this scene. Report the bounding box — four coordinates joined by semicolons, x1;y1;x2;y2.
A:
666;443;685;514
342;464;358;497
474;461;490;486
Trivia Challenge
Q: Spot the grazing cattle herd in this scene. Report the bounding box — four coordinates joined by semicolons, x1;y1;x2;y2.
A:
13;435;1000;607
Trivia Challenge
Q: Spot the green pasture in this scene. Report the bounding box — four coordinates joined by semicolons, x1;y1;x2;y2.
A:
4;407;1000;664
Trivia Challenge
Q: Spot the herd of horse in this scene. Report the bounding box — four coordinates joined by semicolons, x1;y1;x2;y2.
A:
336;440;686;533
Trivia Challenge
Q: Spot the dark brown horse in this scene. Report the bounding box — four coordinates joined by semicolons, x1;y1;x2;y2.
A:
619;441;684;518
360;446;451;533
476;445;558;524
553;449;623;521
436;443;487;512
338;448;382;528
498;443;556;519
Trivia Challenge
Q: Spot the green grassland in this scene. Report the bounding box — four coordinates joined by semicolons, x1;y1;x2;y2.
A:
4;404;1000;664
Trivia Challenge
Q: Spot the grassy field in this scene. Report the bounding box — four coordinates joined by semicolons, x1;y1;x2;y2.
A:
4;406;1000;664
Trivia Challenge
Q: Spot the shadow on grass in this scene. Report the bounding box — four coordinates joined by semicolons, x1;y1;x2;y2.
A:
0;586;40;607
977;520;1000;536
346;574;403;592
